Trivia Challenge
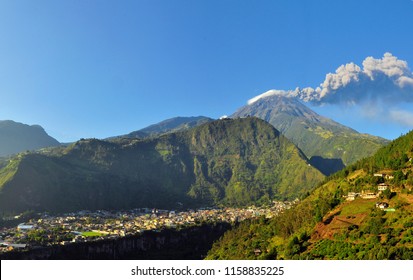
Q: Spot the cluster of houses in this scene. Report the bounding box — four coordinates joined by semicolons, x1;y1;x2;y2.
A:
374;173;394;180
344;172;399;211
345;172;394;202
345;188;389;201
0;201;295;253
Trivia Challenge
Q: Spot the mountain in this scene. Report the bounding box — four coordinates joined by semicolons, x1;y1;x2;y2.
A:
231;95;389;175
0;120;60;157
0;117;323;214
206;130;413;260
112;116;214;139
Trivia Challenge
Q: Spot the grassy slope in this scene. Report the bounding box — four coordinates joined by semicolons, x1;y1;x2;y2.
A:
279;116;387;166
207;170;413;260
206;130;413;260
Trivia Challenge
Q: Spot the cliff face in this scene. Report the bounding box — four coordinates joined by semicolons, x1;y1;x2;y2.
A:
1;223;232;260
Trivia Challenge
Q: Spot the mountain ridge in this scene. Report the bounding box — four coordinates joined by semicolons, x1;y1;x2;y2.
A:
109;116;214;140
0;117;324;214
0;120;60;157
231;95;388;174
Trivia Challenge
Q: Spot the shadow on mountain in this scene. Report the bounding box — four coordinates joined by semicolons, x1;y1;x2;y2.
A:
309;156;345;176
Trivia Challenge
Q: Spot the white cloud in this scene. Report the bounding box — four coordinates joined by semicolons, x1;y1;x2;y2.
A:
398;76;413;88
388;109;413;127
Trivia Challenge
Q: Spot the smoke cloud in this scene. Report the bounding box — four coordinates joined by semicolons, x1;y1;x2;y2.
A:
301;52;413;105
248;53;413;106
248;53;413;129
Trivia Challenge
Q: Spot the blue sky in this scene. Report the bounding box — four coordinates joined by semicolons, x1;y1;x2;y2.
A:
0;0;413;142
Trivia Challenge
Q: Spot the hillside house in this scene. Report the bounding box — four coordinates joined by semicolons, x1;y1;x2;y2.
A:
254;248;262;256
17;223;35;231
362;192;377;199
376;202;389;209
346;192;358;201
378;183;389;191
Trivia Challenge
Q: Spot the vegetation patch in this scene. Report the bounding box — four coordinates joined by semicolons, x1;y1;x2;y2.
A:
81;231;106;237
340;199;375;216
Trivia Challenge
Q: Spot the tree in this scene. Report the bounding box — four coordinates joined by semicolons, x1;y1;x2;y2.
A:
382;188;392;199
393;170;405;186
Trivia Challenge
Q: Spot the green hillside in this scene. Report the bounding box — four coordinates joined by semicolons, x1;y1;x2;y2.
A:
0;117;323;214
232;95;388;175
206;130;413;260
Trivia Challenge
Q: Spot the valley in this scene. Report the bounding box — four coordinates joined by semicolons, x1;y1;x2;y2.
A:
1;222;233;260
0;201;294;258
0;98;410;260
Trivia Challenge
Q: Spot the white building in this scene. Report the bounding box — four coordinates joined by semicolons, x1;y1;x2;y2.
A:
378;183;389;191
17;223;34;231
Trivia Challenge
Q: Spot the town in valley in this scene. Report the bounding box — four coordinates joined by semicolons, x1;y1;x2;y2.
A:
0;200;296;254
